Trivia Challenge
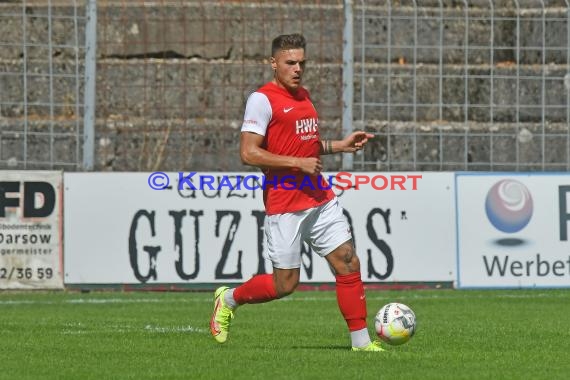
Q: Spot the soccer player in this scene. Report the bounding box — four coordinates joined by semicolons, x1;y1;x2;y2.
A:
209;33;381;351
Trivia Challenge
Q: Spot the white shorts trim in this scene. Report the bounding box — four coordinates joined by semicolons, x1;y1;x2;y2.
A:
264;197;352;269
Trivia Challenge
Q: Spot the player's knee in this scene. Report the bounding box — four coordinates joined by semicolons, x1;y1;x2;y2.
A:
330;242;360;274
340;242;358;265
344;251;360;273
348;252;360;268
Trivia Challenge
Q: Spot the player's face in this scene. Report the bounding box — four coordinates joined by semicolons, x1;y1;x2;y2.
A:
271;48;306;93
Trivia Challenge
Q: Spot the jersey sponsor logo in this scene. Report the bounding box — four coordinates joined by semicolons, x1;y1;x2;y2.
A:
295;117;318;135
300;134;317;141
283;107;294;113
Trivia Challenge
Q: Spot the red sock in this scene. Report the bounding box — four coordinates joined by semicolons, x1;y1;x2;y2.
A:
233;274;278;305
335;272;368;331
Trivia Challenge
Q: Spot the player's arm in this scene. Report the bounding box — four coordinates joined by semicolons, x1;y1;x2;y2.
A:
240;132;322;175
320;130;375;155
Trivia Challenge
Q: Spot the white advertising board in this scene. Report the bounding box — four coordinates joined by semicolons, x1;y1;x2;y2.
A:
0;171;64;289
456;173;570;288
63;172;455;285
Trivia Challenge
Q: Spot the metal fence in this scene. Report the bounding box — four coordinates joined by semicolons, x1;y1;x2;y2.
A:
94;0;344;171
0;0;89;170
2;0;570;171
353;0;570;171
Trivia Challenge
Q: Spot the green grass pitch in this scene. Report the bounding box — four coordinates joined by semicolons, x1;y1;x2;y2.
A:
1;289;569;379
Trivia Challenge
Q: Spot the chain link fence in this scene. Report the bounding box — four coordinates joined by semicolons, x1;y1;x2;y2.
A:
353;0;570;171
94;0;344;171
0;0;87;170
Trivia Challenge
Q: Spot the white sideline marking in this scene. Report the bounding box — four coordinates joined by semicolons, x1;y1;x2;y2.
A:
61;321;206;335
0;291;567;307
144;324;206;334
286;292;570;302
67;298;164;304
0;298;195;305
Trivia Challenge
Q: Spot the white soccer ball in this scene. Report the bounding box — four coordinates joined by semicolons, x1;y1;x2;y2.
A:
374;302;416;346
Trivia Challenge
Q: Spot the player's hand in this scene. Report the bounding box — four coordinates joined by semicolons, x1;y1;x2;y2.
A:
342;131;374;152
296;157;323;175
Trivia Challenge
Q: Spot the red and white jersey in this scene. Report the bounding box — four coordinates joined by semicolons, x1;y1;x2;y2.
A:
241;82;334;215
